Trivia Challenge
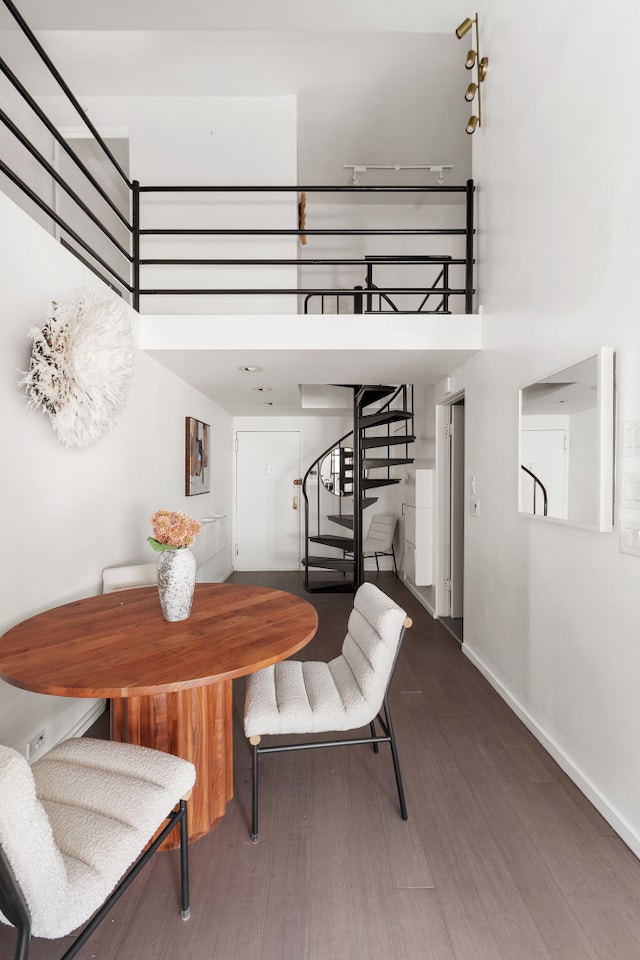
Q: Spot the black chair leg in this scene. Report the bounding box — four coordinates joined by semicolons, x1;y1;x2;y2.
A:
179;800;190;920
369;720;379;753
391;545;398;577
251;738;260;842
383;695;408;820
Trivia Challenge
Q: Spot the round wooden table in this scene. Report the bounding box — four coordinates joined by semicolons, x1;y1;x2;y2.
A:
0;583;318;847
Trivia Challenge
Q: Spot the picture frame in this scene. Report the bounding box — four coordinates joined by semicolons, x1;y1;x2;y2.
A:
185;416;210;496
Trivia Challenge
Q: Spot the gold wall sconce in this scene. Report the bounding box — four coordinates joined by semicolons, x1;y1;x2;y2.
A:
455;13;489;134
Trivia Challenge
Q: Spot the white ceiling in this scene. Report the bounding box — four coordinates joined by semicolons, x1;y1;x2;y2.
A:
2;1;482;34
3;0;480;414
145;346;480;417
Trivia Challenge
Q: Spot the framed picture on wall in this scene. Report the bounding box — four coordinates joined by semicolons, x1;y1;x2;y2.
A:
185;416;210;496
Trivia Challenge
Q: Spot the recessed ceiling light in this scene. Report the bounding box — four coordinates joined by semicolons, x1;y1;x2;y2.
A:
253;386;272;392
238;365;262;373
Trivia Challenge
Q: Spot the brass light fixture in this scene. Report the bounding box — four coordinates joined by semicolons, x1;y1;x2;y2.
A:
455;13;489;134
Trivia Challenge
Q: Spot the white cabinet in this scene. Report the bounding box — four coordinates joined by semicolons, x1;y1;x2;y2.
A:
404;469;433;586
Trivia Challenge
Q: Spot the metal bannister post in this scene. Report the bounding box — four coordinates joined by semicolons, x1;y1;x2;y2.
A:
132;180;140;311
465;178;475;313
366;262;373;313
353;388;363;590
354;285;363;314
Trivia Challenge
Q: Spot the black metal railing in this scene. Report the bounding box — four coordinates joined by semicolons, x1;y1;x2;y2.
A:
0;0;476;315
301;385;413;591
521;465;548;516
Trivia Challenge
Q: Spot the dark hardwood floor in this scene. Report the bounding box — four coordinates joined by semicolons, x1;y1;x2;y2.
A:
4;571;640;960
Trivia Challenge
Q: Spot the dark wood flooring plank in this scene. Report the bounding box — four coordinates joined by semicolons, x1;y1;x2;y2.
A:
395;888;456;960
370;732;435;890
205;801;275;960
402;698;551;960
258;750;310;960
308;827;357;960
440;732;604;960
346;749;407;959
511;781;640;960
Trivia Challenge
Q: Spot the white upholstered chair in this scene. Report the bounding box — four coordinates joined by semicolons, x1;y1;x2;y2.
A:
0;737;195;960
102;563;157;594
362;514;399;575
244;582;411;841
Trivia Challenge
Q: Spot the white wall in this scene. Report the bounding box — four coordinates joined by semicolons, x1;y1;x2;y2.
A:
0;191;233;758
450;0;640;855
40;95;299;315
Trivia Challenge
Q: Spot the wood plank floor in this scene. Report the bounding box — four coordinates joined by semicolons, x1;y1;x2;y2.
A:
4;571;640;960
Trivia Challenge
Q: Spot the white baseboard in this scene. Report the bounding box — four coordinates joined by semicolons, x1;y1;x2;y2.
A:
401;577;436;618
65;699;108;740
463;642;640;861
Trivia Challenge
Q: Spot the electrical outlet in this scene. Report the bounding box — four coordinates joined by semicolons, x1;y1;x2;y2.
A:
27;729;45;760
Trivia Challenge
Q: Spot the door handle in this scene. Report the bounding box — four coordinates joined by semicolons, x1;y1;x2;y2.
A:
292;496;298;510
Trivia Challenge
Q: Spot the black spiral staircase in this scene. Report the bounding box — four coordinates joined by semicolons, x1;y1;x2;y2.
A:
302;385;415;593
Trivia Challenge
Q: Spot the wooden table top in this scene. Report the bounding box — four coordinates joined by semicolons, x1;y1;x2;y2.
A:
0;583;318;698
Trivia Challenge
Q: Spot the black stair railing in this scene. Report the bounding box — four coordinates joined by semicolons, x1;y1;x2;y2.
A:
520;465;548;516
301;385;414;593
0;0;477;316
302;429;355;591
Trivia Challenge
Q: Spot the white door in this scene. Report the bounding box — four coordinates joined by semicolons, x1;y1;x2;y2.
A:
235;431;301;570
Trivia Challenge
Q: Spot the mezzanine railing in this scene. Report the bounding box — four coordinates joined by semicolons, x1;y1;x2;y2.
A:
0;0;475;315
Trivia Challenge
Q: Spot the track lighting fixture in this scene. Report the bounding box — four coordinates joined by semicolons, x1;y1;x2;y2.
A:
455;13;489;134
343;163;454;185
455;17;474;39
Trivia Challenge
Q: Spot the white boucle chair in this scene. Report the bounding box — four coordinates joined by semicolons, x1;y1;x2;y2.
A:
244;582;411;841
0;737;195;960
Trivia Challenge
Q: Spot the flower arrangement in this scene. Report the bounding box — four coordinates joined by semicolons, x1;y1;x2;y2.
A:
148;509;202;552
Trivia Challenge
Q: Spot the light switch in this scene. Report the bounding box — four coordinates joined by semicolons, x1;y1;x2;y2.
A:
621;473;640;510
469;497;480;517
623;421;640;456
621;524;640;556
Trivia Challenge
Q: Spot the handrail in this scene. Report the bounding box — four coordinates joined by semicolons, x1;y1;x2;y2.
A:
0;55;133;231
2;0;131;189
0;157;133;292
302;384;413;590
520;464;548;516
0;105;132;262
302;428;354;590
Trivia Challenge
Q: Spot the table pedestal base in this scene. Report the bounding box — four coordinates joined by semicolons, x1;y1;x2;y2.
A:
111;680;233;849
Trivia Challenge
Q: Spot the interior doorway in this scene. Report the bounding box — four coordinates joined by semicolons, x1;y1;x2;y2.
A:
438;396;465;643
234;430;301;570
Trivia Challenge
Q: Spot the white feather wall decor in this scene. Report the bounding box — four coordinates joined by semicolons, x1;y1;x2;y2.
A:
20;288;136;448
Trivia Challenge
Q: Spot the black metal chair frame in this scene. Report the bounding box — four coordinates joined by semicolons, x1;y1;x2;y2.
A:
0;799;190;960
365;542;399;576
249;625;409;842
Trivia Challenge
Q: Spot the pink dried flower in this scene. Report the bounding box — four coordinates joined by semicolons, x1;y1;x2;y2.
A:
148;509;202;552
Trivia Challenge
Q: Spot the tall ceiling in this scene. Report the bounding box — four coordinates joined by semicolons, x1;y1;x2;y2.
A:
2;0;480;414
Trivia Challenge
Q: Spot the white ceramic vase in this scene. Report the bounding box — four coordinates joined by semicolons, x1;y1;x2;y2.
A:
156;548;197;622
